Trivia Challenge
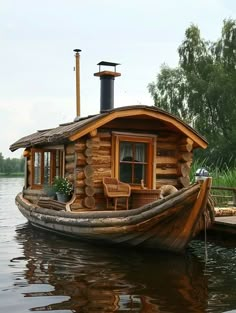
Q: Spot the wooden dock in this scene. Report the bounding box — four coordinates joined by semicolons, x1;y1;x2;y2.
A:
211;216;236;235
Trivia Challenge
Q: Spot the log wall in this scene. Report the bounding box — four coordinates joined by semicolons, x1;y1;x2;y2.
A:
155;134;193;188
71;131;194;210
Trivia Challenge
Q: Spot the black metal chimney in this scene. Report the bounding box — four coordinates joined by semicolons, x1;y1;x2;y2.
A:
94;61;121;113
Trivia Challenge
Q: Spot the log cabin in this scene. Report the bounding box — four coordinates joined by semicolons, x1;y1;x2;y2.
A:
10;59;208;211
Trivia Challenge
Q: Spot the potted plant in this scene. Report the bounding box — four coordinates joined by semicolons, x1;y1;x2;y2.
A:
53;176;73;202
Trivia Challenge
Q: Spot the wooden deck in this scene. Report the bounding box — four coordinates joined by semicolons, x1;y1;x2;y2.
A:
212;216;236;235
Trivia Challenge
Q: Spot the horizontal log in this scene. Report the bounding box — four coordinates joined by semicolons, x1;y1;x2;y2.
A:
65;168;74;175
75;187;85;195
156;168;177;176
65;154;75;163
96;149;110;156
156;156;177;166
85;148;93;157
65;162;74;171
98;132;111;139
24;195;40;203
76;153;86;166
180;137;194;145
178;152;193;162
156;179;178;187
156;134;179;142
178;143;193;152
91;156;111;165
66;173;75;182
86;138;100;149
84;165;94;178
66;144;75;155
75;179;85;188
177;162;191;177
157;142;177;150
74;142;86;152
84;177;93;186
92;163;111;169
99;141;111;148
85;186;95;197
86;156;92;165
93;168;112;177
23;189;46;196
83;196;96;209
93;181;103;188
76;170;85;180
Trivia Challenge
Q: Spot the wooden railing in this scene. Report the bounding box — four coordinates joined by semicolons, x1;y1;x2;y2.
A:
211;186;236;207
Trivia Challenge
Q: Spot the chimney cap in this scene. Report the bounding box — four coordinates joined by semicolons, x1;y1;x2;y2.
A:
73;49;82;53
97;61;120;67
97;61;120;73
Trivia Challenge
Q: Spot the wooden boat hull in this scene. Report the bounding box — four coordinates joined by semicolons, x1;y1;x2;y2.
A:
15;178;213;253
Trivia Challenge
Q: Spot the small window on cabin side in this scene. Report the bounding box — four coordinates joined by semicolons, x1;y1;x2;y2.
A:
113;134;155;189
32;149;63;188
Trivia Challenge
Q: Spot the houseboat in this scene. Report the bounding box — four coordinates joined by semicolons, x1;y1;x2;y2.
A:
10;51;214;252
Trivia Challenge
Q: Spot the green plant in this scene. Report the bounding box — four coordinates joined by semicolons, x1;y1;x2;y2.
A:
53;177;73;195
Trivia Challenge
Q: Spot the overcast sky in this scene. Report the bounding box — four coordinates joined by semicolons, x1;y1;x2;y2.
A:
0;0;235;158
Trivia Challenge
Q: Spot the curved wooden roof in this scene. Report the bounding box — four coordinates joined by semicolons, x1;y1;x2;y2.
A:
9;105;208;152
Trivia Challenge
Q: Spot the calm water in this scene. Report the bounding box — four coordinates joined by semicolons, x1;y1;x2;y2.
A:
0;178;236;313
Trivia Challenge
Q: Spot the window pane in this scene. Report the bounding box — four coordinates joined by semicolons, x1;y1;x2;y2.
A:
120;142;133;161
44;152;51;184
34;152;41;185
134;164;146;184
135;143;147;162
120;163;132;183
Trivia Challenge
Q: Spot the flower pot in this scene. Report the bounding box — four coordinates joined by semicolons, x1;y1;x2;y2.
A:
56;192;71;203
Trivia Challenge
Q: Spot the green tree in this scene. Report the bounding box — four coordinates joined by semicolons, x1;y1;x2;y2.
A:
0;153;25;175
0;153;4;173
148;19;236;166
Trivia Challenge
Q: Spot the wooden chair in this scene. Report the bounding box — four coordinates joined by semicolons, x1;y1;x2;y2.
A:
103;177;131;210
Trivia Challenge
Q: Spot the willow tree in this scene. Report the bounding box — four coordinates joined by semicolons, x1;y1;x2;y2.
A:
148;19;236;166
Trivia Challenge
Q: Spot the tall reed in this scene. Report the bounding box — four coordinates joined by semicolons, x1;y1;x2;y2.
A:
191;159;236;187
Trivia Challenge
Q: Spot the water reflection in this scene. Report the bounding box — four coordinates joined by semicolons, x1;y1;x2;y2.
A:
13;223;209;312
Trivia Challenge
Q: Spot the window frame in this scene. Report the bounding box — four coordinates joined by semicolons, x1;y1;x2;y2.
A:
112;132;156;189
31;148;64;189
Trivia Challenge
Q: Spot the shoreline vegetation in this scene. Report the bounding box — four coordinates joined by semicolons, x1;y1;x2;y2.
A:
0;152;24;177
190;160;236;187
0;172;24;177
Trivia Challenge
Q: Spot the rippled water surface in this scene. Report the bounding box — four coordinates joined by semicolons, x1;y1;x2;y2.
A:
1;177;236;313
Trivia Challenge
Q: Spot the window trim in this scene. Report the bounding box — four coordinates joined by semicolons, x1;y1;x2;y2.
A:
112;132;156;189
31;148;63;189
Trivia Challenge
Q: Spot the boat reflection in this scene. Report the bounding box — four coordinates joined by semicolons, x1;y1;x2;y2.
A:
13;223;208;312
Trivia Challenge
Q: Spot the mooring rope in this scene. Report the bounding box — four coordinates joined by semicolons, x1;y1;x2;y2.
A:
204;210;208;262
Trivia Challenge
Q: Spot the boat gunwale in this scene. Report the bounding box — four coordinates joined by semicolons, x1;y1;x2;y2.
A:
16;183;202;227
